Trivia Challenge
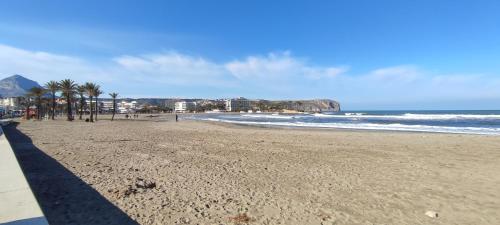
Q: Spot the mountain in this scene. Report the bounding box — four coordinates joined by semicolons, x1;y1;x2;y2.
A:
0;75;42;98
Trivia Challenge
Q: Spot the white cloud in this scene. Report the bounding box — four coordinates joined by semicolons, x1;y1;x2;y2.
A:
329;65;500;107
303;66;349;79
113;52;228;85
1;43;499;108
367;65;420;84
0;45;349;87
225;51;299;79
0;44;108;84
225;51;348;80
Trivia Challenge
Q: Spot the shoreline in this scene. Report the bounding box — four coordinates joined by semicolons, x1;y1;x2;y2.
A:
187;118;500;136
180;111;500;136
12;113;500;136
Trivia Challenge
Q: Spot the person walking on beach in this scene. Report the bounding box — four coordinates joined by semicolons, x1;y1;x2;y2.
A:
175;113;178;122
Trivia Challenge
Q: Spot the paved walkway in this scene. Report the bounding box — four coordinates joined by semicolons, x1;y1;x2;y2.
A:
0;121;48;225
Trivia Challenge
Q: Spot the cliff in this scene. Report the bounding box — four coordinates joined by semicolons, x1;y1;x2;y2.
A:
253;99;341;112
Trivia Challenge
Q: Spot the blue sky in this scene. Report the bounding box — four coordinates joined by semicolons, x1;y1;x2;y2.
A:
1;0;499;109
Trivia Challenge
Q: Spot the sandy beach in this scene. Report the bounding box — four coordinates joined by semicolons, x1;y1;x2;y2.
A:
4;115;500;225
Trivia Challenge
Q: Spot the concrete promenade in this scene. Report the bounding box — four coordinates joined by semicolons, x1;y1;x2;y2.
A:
0;120;48;225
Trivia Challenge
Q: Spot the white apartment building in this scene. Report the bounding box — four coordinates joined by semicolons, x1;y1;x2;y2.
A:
0;97;21;110
100;101;114;112
118;100;137;113
175;101;196;112
225;98;250;112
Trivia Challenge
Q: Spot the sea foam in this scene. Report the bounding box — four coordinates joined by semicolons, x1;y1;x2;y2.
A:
313;113;500;120
199;118;500;135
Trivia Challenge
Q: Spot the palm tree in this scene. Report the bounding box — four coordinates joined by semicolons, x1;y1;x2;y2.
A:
59;79;77;121
95;88;104;121
44;81;59;120
84;82;96;122
109;92;118;121
76;85;86;120
93;85;102;121
28;87;46;120
20;96;33;120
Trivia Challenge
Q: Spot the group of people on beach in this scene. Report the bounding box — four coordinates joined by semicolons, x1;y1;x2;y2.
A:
124;113;179;122
125;114;139;119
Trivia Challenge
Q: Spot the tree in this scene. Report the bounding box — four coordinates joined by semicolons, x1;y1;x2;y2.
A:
109;92;118;121
21;96;33;120
44;81;59;120
59;79;77;121
93;85;102;121
28;87;46;120
84;82;96;122
76;85;86;120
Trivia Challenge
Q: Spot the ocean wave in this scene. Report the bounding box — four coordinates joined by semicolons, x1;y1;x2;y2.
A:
401;113;500;120
198;118;500;135
313;113;500;120
345;112;366;116
241;114;297;119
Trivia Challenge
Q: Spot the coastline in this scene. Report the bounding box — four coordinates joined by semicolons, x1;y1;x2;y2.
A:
196;119;496;136
186;116;500;136
4;118;500;224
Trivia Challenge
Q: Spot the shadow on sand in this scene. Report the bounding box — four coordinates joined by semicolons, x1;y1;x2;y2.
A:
3;122;139;225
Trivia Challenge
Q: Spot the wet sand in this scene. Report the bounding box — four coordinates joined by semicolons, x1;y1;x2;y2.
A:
4;115;500;224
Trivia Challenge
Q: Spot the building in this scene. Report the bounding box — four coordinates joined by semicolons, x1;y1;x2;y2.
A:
84;100;105;112
0;97;24;117
118;100;138;113
225;97;250;112
100;101;114;112
164;99;179;111
174;101;196;113
0;97;21;110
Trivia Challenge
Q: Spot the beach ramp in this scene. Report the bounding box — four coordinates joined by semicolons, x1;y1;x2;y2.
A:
0;122;48;225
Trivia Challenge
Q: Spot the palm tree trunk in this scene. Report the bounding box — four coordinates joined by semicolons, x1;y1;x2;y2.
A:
95;97;98;121
111;99;115;121
89;96;94;122
66;95;72;121
36;103;40;120
79;97;83;120
52;94;56;120
36;97;42;120
74;101;77;118
26;105;30;120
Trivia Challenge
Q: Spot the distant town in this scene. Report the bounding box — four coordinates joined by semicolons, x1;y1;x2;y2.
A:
1;96;340;117
0;75;340;118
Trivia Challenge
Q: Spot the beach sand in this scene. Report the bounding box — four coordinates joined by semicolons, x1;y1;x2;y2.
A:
4;115;500;225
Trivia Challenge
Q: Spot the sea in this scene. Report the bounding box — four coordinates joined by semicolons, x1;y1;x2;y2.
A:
186;110;500;135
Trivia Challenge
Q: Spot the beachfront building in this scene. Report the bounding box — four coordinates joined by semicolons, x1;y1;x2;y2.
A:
0;97;21;110
165;99;179;111
225;97;250;112
0;97;24;117
175;101;196;113
85;100;104;110
118;100;138;113
100;101;114;113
